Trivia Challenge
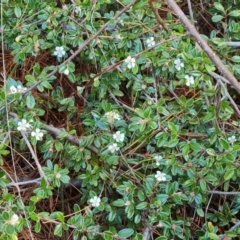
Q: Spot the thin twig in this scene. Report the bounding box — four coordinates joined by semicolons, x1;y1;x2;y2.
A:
166;0;240;93
20;131;46;180
187;0;194;24
210;73;240;116
108;90;135;112
148;0;168;31
207;191;240;195
6;178;41;187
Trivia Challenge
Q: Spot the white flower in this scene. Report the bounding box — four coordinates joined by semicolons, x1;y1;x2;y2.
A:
75;6;81;14
228;135;236;145
63;68;69;75
108;143;120;153
89;196;101;207
31;128;44;141
125;56;136;69
9;214;19;226
17;85;27;93
185;75;194;86
155;171;166;182
146;37;155;47
154;155;163;166
105;111;120;124
113;131;125;142
17;119;31;131
10;86;17;94
174;59;184;71
53;46;66;58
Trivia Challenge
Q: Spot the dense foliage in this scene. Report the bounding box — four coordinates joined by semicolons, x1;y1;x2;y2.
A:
0;0;240;239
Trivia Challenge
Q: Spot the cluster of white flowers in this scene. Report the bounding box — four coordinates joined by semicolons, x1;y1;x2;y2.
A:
10;85;27;94
174;59;184;71
155;171;166;182
9;214;19;226
124;56;136;69
228;135;236;145
185;75;194;86
17;119;44;141
146;37;155;48
53;46;66;58
154;155;163;166
89;196;101;207
104;111;120;124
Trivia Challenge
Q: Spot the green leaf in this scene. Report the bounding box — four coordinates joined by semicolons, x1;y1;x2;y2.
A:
132;65;138;74
5;225;15;235
26;95;35;108
224;168;235;181
168;122;178;133
212;15;223;23
219;138;229;150
104;231;114;240
54;224;63;237
208;233;219;240
35;222;41;233
112;199;125;207
14;5;22;18
197;208;204;217
232;56;240;62
135;202;148;210
229;10;240;17
199;179;206;191
55;141;63;151
156;194;169;205
41;81;53;89
118;228;134;238
214;2;224;12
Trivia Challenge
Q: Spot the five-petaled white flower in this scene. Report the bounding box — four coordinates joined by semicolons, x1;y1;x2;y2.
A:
17;119;31;131
9;214;19;226
10;86;17;94
146;37;155;48
125;56;136;69
53;46;66;58
228;135;236;145
89;196;101;207
155;171;166;182
185;75;194;86
174;59;184;71
154;155;163;166
108;143;120;153
31;128;44;141
113;131;125;142
105;111;120;124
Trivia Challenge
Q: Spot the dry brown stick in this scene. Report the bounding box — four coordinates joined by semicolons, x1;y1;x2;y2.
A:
148;0;168;31
166;0;240;94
